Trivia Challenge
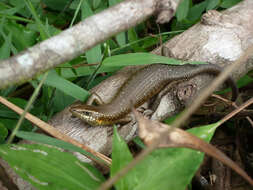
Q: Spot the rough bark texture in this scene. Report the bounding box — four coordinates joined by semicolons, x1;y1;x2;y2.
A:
0;0;179;89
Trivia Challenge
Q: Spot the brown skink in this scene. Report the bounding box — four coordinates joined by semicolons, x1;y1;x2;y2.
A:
70;64;238;126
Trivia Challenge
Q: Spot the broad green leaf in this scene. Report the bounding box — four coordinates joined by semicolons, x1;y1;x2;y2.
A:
75;65;100;77
40;70;89;101
0;119;18;130
52;89;75;112
102;53;182;68
0;98;27;119
237;75;253;88
206;0;220;10
0;33;11;59
9;97;31;108
164;115;178;125
111;123;219;190
74;53;207;76
7;0;32;17
15;131;106;164
75;53;179;76
128;28;144;52
111;127;135;190
94;0;108;12
4;21;37;51
9;0;26;8
101;53;207;69
0;122;8;143
109;0;122;5
133;137;146;149
0;109;19;119
0;2;11;11
0;118;33;131
58;62;76;79
69;0;79;9
115;32;126;47
0;25;18;55
81;0;93;19
188;1;207;22
171;17;195;32
176;0;190;21
24;0;50;40
86;44;102;64
26;22;60;36
60;53;207;78
220;0;242;8
93;0;101;9
0;143;105;190
0;3;25;16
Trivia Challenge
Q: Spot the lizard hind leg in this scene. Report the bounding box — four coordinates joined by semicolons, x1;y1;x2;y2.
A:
150;80;186;111
116;115;133;124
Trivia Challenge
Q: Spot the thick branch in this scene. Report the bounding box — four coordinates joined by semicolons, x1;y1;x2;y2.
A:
0;0;179;89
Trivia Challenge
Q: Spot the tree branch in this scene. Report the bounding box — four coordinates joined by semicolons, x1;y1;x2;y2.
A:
0;0;179;89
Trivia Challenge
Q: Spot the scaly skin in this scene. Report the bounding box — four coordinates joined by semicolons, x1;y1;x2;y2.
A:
69;64;238;126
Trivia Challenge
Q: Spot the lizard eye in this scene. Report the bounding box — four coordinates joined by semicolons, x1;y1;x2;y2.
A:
83;111;91;116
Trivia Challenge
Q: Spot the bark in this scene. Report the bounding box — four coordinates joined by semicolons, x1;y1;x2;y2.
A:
0;0;179;89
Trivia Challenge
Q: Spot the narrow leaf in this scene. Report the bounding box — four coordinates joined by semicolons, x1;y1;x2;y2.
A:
40;70;89;101
176;0;190;21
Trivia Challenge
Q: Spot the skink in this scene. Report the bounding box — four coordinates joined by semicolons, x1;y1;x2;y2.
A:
70;64;238;126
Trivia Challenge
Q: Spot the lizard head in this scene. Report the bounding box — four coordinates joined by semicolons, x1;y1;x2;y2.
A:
69;104;108;126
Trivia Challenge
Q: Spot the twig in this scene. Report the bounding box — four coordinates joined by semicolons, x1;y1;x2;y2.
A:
219;97;253;125
212;94;253;127
0;96;111;166
7;72;48;143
